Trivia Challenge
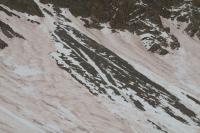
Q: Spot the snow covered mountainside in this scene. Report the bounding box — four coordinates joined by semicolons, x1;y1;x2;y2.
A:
0;0;200;133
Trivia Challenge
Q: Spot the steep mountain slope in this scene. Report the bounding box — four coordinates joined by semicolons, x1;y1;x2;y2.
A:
0;0;200;133
39;0;200;54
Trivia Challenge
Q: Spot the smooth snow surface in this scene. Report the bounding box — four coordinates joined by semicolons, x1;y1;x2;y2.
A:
14;65;42;76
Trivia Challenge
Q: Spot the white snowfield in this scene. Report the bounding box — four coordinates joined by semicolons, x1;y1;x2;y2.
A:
0;1;200;133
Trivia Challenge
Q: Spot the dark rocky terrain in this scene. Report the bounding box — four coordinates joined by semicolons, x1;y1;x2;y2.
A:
0;38;7;49
1;0;199;55
39;0;200;55
0;0;43;16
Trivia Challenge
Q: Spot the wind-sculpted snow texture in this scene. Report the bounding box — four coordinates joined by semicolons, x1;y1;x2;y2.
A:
0;0;200;133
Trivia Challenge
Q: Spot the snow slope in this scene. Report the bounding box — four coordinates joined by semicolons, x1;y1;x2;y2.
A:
0;4;132;133
0;1;200;133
